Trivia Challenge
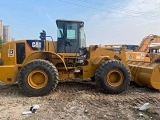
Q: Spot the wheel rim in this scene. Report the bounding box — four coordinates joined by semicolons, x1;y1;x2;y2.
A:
28;70;48;89
106;69;123;87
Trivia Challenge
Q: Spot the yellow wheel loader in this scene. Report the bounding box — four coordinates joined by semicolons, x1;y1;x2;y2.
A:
126;35;160;62
126;35;160;90
0;19;131;96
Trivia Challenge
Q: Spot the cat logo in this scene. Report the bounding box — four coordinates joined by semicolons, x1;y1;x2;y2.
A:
32;42;41;48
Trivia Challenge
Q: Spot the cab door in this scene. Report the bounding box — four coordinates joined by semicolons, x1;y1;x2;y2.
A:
65;22;79;53
57;21;80;53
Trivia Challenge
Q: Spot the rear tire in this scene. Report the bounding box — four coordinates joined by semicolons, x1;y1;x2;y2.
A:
18;59;58;96
95;60;130;94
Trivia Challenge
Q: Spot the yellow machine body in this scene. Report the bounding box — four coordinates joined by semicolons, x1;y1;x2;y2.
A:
0;19;132;96
125;52;150;62
0;40;127;84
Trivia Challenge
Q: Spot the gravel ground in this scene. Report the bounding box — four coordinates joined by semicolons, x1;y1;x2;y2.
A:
0;81;160;120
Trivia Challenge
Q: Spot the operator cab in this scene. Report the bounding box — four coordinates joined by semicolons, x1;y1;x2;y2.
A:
56;19;86;53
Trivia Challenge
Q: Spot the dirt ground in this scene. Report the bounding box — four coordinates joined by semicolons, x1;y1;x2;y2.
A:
0;80;160;120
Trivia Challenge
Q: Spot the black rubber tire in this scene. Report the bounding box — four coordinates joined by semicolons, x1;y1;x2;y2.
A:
90;76;95;81
154;57;160;62
95;60;130;94
18;59;58;96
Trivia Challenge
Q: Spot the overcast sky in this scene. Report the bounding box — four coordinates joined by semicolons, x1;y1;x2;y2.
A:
0;0;160;45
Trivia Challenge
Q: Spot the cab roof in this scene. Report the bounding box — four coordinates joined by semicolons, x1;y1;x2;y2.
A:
56;19;84;23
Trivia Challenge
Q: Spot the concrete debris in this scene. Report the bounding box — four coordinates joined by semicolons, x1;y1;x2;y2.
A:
22;104;40;115
139;103;150;111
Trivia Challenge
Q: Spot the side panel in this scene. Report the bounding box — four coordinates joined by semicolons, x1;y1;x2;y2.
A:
1;42;16;65
126;52;150;62
0;65;18;84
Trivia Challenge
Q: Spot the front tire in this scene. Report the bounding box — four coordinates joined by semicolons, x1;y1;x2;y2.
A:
154;57;160;62
18;59;58;96
95;60;130;94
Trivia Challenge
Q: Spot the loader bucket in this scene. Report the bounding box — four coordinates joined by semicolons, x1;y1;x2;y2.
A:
128;61;160;90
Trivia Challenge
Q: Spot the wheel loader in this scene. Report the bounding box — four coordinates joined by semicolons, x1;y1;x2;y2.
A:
126;35;160;90
0;19;131;96
126;35;160;62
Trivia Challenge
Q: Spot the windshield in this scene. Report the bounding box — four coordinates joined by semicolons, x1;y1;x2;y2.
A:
57;22;78;40
66;23;78;39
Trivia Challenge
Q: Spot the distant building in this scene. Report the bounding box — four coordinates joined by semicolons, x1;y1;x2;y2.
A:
0;20;12;42
0;20;3;39
3;25;10;42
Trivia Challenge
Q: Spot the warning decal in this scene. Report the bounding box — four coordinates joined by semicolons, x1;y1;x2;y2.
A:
8;49;14;57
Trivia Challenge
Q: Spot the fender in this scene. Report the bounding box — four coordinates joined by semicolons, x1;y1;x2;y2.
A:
91;56;110;65
83;56;110;79
22;51;67;70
